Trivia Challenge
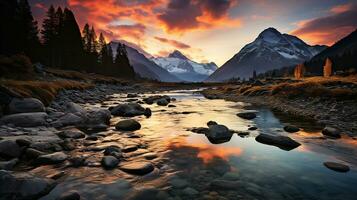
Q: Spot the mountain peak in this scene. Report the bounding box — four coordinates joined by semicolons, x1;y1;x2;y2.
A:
257;27;282;43
168;50;188;60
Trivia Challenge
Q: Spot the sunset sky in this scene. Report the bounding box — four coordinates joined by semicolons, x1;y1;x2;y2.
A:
29;0;357;66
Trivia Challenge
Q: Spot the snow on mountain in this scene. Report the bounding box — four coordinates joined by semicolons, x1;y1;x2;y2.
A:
110;42;181;82
206;27;327;82
152;50;218;82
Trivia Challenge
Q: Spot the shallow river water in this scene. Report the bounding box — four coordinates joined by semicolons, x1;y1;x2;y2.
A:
38;90;357;200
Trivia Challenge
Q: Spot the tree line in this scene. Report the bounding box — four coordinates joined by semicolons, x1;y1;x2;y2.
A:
0;0;135;79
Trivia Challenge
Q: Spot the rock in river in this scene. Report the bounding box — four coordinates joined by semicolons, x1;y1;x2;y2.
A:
255;134;301;151
35;152;68;165
156;98;169;106
0;158;18;170
237;112;257;120
8;98;45;114
0;170;56;200
323;162;350;172
115;119;141;131
56;191;80;200
58;129;85;139
101;156;119;169
0;112;47;127
110;103;151;117
120;161;154;175
205;124;233;144
283;125;300;133
322;127;341;138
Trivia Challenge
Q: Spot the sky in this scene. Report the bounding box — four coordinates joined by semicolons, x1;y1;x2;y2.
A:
29;0;357;66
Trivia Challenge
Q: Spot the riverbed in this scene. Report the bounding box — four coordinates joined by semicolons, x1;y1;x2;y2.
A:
37;89;357;200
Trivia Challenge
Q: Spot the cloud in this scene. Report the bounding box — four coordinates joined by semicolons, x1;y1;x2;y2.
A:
291;3;357;45
157;0;241;33
108;23;147;41
154;36;191;49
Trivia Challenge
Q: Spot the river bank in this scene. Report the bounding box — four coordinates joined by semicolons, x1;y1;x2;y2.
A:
201;76;357;137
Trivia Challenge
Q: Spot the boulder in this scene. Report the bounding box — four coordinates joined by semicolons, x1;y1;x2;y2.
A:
68;156;87;168
205;124;233;144
86;109;111;125
0;112;47;127
237;112;257;120
255;134;301;151
210;180;240;190
182;187;199;197
35;152;68;165
53;113;84;127
65;102;86;115
120;161;154;175
25;148;44;159
323;162;350;172
111;103;151;117
101;156;119;169
156;98;169;106
143;95;170;105
0;140;22;158
284;125;300;133
248;126;258;131
207;121;218;127
127;94;138;98
115;119;141;131
8;98;45;114
0;170;56;200
322;127;341;138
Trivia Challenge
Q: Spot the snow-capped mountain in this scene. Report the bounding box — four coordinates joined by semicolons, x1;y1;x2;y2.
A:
152;50;218;82
206;27;327;82
110;42;181;82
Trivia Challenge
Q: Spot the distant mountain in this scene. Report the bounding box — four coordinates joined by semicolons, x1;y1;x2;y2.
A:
305;28;357;74
206;27;327;82
110;42;181;82
152;50;218;82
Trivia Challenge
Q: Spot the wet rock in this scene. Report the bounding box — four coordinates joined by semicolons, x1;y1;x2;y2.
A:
104;146;122;155
101;156;119;169
168;105;176;108
36;152;68;165
8;98;45;114
86;109;111;125
206;124;233;144
25;148;44;159
143;95;170;105
120;161;154;175
30;141;62;152
207;121;218;127
143;153;157;160
248;126;258;131
237;112;257;120
183;187;199;197
122;145;138;153
322;127;341;138
85;135;98;141
210;180;240;190
77;124;108;134
111;103;150;117
237;131;250;137
58;129;85;139
0;170;56;200
56;191;80;200
284;125;300;133
115;119;141;131
0;112;47;127
323;162;350;172
255;134;301;151
0;158;18;170
0;140;22;158
49;171;66;180
157;98;169;106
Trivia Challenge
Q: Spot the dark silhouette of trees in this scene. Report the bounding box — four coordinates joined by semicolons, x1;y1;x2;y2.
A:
114;43;135;78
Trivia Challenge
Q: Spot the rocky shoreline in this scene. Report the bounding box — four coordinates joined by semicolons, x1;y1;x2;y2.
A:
201;88;357;137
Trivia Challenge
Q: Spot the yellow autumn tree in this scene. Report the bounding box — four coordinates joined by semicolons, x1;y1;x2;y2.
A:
323;58;332;77
294;63;305;79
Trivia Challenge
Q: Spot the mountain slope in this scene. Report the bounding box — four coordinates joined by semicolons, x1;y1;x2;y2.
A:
110;42;181;82
152;50;218;82
305;28;357;74
206;27;326;82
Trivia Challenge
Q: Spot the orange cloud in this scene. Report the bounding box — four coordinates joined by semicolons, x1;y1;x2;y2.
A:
291;3;357;45
154;36;191;49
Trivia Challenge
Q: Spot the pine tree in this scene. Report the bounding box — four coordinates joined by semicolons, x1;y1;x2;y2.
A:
41;5;57;66
0;0;18;54
114;43;135;79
